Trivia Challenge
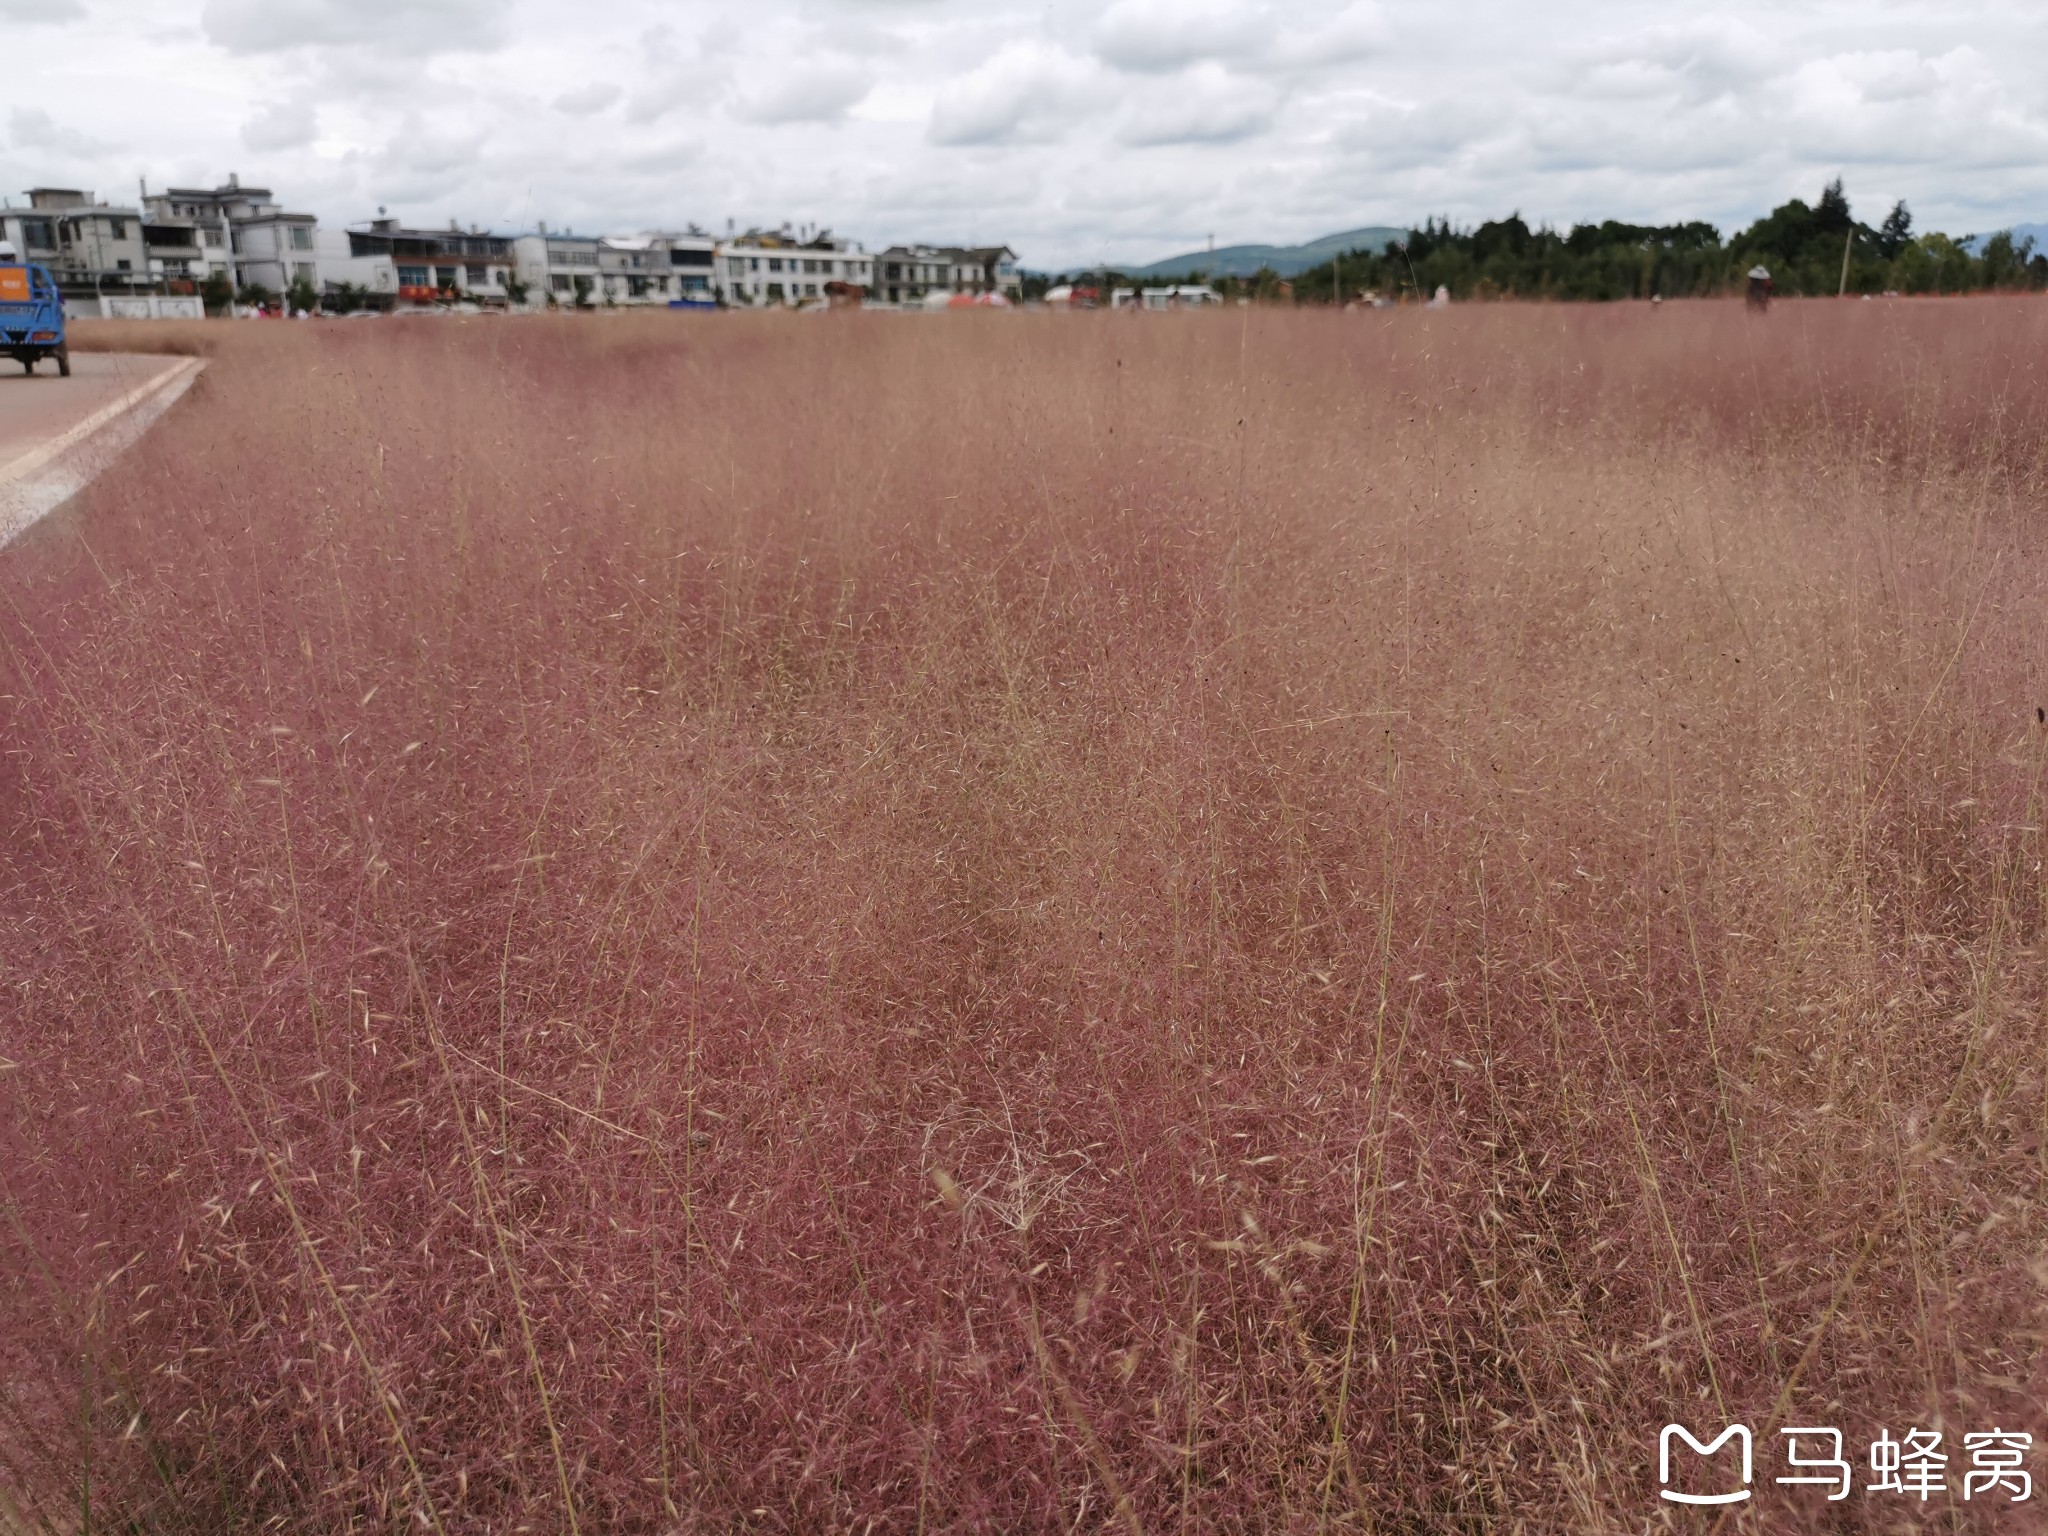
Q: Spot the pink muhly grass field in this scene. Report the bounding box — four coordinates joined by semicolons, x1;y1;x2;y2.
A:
2;300;2047;1532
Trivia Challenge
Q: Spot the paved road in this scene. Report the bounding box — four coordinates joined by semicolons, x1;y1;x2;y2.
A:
0;351;190;471
0;350;204;545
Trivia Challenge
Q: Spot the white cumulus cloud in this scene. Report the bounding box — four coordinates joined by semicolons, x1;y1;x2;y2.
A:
732;59;875;125
201;0;503;55
5;0;2048;274
1119;66;1280;145
1094;0;1269;74
554;82;624;116
242;99;317;149
929;42;1095;146
0;0;84;21
9;106;110;156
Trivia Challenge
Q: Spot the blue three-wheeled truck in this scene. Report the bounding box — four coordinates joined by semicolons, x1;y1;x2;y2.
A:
0;241;70;376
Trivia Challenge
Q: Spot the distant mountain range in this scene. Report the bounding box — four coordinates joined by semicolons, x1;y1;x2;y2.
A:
1082;218;2048;278
1107;226;1407;279
1960;221;2048;252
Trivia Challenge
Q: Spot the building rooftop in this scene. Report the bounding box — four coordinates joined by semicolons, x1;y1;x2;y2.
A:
728;227;859;250
160;185;274;201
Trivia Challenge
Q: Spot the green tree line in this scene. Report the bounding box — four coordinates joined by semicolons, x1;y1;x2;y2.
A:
1094;183;2046;304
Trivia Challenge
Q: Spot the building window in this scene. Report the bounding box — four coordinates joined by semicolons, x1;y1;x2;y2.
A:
767;257;782;272
398;265;429;285
467;263;487;283
116;258;132;271
766;282;785;301
727;257;746;276
551;274;571;293
293;262;315;284
109;219;127;240
435;266;458;288
289;225;313;250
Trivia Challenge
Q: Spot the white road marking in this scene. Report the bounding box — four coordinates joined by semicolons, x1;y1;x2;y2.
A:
0;356;205;546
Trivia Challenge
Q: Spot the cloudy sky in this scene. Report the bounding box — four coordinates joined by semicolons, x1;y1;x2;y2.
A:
5;0;2046;269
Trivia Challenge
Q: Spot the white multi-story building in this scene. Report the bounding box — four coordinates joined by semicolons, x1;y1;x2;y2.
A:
4;188;148;295
714;231;872;307
144;175;317;295
965;246;1022;299
333;218;517;307
512;230;602;305
874;244;1021;305
131;182;232;287
508;228;719;308
313;228;396;303
236;212;321;295
600;235;694;304
9;179;321;303
665;233;717;301
136;215;228;286
514;227;812;309
872;245;946;305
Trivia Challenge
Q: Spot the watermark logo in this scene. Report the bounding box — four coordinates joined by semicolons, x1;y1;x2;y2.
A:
1869;1428;1946;1499
1659;1423;1752;1505
1655;1423;2033;1507
1962;1431;2034;1502
1777;1427;1851;1501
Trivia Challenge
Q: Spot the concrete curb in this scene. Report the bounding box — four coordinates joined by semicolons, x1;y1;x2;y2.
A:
0;355;206;547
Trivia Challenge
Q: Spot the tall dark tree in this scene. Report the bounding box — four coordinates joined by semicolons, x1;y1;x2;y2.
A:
1877;200;1913;259
1816;178;1852;234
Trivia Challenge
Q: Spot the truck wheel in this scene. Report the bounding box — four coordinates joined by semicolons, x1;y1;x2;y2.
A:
56;347;70;378
20;358;31;375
